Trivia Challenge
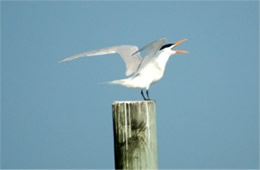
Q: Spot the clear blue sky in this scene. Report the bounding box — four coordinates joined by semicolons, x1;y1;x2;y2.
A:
1;1;259;169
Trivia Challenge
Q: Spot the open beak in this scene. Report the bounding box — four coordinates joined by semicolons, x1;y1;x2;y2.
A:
175;50;189;54
172;39;189;53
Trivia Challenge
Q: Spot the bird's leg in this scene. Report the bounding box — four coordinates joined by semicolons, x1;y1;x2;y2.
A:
146;90;151;100
141;89;147;100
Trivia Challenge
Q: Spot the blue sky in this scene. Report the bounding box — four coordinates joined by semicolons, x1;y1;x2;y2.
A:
1;1;259;169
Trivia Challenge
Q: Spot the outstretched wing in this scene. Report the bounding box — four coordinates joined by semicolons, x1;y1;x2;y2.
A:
133;38;168;74
132;38;167;57
59;45;143;76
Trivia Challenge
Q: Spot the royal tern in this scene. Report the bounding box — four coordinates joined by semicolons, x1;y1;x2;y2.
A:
60;38;188;100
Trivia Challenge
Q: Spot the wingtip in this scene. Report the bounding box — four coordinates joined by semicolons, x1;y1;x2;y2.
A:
98;81;114;85
58;58;70;63
161;37;167;40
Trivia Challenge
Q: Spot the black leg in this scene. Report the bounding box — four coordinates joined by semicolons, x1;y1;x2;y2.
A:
146;90;150;100
141;89;147;100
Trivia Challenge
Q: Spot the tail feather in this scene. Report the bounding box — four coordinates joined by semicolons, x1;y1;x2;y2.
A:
99;78;129;86
100;77;142;89
108;79;127;85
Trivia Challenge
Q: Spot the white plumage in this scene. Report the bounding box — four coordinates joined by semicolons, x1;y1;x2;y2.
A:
60;38;188;100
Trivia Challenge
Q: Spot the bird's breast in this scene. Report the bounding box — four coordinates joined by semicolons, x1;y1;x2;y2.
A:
151;53;171;83
140;61;164;84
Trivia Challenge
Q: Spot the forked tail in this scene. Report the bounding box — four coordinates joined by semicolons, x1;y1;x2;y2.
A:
101;78;135;88
101;76;145;89
107;79;127;86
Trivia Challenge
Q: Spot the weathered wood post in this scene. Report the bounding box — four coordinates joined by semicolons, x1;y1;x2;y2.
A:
112;100;158;169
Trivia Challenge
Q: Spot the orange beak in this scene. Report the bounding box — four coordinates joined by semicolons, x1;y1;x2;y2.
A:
172;39;189;53
175;50;189;54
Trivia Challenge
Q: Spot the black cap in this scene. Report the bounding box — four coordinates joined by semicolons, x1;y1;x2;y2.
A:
159;43;174;50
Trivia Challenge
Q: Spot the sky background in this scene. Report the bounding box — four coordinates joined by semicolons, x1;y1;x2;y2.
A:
1;1;259;169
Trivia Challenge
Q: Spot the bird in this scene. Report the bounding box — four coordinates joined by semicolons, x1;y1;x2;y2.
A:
59;38;188;100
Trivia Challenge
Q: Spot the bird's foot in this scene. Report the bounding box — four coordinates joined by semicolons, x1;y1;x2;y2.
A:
141;89;147;100
141;89;152;100
146;90;151;100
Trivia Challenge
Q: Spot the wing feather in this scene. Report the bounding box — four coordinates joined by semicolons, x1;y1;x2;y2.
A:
132;38;167;56
59;45;143;76
133;38;168;74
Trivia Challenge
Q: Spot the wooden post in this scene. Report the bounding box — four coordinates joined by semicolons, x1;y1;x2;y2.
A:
112;100;158;169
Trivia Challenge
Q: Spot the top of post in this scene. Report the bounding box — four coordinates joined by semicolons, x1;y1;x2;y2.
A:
113;100;156;105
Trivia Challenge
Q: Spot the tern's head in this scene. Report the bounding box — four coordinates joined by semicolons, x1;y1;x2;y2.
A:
160;39;189;55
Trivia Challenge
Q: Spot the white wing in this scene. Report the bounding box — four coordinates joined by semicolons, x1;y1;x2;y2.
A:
134;38;168;74
132;38;167;57
59;45;143;76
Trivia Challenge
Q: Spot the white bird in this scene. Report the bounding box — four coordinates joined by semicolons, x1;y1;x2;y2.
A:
60;38;188;100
